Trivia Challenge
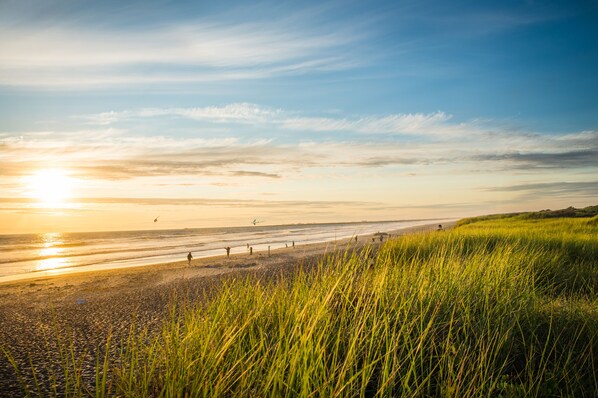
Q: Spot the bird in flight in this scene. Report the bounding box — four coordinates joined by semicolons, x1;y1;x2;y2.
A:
154;216;160;223
251;219;263;225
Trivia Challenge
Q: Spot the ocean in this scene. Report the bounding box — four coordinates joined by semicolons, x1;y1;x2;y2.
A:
0;219;445;283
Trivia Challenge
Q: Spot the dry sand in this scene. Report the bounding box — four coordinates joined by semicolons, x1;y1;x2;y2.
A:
0;222;452;394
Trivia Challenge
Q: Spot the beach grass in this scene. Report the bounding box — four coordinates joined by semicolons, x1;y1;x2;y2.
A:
5;214;598;397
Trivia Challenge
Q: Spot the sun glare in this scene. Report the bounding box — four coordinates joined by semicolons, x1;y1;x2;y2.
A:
25;169;75;207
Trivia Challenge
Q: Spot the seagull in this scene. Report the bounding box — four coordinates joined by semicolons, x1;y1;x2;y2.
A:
252;219;263;225
154;216;160;223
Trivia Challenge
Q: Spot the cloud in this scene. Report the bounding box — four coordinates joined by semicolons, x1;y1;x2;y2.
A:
484;181;598;199
72;158;292;180
81;105;596;158
2;106;597;182
473;148;598;169
83;104;454;136
0;196;380;209
84;103;284;125
0;1;580;89
0;17;365;87
229;171;281;179
1;22;356;68
0;131;311;179
280;112;454;135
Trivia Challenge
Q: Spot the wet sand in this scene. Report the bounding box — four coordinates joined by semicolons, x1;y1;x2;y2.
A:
0;222;452;394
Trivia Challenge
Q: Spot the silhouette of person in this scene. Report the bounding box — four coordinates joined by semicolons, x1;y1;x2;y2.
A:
292;241;295;248
225;247;231;257
250;247;253;255
437;224;443;231
187;252;193;266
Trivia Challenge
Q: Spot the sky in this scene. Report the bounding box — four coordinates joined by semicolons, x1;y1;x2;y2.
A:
0;0;597;234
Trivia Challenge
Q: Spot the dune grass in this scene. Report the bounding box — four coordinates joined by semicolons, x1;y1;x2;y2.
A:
6;216;598;397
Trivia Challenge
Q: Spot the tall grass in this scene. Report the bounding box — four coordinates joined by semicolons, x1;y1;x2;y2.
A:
6;217;598;396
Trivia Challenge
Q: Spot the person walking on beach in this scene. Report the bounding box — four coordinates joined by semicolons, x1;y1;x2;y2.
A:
187;252;193;266
225;246;231;257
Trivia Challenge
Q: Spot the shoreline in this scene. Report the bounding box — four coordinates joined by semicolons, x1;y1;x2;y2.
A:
0;220;454;286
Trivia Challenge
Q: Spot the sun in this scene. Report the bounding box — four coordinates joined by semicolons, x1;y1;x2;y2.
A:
25;169;75;207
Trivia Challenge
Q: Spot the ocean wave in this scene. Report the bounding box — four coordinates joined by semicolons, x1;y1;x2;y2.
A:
0;242;207;265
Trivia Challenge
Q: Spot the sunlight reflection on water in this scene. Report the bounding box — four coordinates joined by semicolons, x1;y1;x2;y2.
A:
35;232;71;272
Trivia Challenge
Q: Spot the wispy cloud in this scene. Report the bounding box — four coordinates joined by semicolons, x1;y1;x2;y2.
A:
0;0;574;90
474;149;598;170
230;170;281;179
83;103;284;125
0;16;365;88
279;112;454;136
82;104;458;136
484;181;598;199
156;106;593;163
2;105;597;183
83;103;470;137
0;196;379;210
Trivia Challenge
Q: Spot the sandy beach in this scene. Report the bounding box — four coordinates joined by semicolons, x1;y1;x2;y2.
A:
0;222;451;394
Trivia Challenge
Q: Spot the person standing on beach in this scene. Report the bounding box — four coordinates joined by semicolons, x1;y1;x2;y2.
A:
187;252;193;265
225;246;231;257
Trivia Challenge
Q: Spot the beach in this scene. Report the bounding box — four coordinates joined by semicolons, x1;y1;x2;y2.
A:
0;222;451;394
0;219;449;283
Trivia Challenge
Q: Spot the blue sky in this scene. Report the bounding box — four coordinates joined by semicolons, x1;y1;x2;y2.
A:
0;0;596;233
